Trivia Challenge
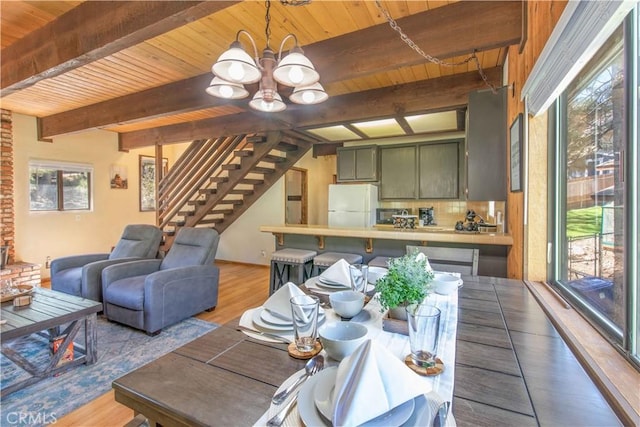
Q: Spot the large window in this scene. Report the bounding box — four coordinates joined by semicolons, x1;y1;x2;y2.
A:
553;10;638;367
29;161;93;211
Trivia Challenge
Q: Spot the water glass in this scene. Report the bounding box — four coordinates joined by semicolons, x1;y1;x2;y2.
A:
348;264;368;293
406;304;441;367
290;295;320;352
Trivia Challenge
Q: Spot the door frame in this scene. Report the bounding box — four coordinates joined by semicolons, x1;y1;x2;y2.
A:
285;167;308;224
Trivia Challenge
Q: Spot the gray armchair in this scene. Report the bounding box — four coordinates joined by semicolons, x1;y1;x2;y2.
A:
50;224;162;302
101;227;220;335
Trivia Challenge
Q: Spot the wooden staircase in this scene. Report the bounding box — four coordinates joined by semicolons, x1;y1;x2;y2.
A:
157;130;319;251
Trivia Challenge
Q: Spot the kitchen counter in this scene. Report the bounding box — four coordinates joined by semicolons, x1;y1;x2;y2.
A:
260;224;513;248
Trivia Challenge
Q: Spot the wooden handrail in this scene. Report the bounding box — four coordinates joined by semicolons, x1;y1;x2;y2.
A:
158;134;247;229
158;137;224;213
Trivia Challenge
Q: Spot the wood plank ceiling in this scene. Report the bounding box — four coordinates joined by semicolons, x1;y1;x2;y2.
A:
0;1;523;149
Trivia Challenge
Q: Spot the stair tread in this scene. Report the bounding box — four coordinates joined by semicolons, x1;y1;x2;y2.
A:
240;178;264;185
263;154;286;163
253;166;275;174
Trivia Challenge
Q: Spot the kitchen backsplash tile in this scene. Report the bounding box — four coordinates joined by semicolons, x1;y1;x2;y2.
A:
378;200;506;229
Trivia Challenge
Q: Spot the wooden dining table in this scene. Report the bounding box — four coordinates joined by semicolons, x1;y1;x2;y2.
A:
112;285;459;427
112;321;309;426
112;275;623;426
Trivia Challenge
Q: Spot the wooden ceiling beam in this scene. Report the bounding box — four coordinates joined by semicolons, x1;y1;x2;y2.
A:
0;1;239;96
311;1;522;83
38;1;521;139
119;67;501;149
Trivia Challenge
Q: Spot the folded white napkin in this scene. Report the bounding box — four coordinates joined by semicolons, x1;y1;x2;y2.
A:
319;259;351;286
331;339;428;426
415;252;434;274
262;282;307;321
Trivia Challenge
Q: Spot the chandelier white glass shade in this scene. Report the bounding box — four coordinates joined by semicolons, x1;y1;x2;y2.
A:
289;82;329;104
208;29;328;112
205;77;249;99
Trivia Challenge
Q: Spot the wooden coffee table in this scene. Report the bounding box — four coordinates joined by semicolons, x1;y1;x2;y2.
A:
0;287;102;396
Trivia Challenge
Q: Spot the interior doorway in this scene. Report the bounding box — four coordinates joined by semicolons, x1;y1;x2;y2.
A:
285;168;307;225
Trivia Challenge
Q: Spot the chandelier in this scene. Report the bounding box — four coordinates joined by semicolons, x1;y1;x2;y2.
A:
206;0;327;112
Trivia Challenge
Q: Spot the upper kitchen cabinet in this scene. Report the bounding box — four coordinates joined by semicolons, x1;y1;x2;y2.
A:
466;87;508;201
336;145;378;182
418;142;461;199
380;145;416;199
380;140;461;200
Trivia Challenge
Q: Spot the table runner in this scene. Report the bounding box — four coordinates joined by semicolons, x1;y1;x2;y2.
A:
251;288;459;426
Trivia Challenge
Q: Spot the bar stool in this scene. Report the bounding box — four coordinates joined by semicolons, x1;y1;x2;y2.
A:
312;252;363;275
368;256;395;268
269;248;317;295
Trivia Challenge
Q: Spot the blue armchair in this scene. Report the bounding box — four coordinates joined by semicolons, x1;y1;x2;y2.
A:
101;227;220;335
50;224;162;302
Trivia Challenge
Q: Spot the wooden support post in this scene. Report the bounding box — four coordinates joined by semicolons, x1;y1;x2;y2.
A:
365;238;373;254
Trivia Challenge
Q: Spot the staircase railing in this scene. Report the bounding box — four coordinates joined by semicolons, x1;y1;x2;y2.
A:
157;134;248;230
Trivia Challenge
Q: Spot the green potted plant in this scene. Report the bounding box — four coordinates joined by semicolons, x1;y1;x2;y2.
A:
375;251;434;322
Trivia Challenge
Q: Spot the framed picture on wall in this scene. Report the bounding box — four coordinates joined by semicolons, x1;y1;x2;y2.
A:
139;156;168;211
510;113;523;193
110;164;128;189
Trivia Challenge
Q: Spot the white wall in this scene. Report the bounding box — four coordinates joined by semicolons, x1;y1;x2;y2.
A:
13;113;160;278
216;149;336;265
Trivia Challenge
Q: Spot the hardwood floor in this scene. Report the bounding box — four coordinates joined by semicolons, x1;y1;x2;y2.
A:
54;261;270;427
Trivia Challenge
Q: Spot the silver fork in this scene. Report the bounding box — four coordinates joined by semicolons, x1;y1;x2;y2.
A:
272;355;324;405
266;360;324;426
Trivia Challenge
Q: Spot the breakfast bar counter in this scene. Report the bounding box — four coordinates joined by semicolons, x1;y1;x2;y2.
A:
260;224;513;247
260;225;513;277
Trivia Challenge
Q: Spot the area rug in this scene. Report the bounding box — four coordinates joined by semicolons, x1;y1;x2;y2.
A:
1;316;217;427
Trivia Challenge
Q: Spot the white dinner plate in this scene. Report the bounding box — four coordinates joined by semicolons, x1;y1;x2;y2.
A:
298;368;434;427
316;280;351;290
260;308;293;326
315;280;376;294
252;308;325;332
312;367;415;427
318;277;350;287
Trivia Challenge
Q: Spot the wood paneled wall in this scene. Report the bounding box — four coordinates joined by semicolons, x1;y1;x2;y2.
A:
506;1;568;279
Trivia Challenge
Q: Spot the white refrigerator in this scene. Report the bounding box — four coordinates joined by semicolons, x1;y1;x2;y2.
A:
328;184;379;227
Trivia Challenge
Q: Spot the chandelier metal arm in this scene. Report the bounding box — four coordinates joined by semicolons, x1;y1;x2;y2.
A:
235;29;261;66
276;33;300;61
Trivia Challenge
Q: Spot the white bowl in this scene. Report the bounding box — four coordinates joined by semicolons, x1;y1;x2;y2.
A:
329;290;365;318
432;273;460;295
319;322;368;361
367;266;388;284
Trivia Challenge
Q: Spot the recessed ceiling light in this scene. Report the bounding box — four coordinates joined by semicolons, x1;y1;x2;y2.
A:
351;118;404;137
405;111;458;133
306;125;362;141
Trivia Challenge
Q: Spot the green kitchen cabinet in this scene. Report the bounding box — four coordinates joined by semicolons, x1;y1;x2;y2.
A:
380;145;417;199
418;142;460;199
380;141;461;200
466;87;507;201
336;145;378;182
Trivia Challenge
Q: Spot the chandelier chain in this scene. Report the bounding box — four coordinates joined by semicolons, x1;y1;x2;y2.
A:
265;0;272;48
374;0;497;92
279;0;311;5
